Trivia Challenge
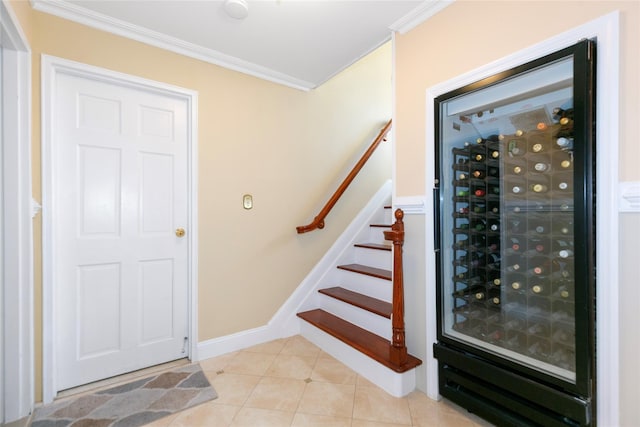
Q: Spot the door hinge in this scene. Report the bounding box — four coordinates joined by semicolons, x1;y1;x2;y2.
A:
182;336;188;354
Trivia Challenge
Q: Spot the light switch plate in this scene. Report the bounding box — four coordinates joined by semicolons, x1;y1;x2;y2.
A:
243;194;253;209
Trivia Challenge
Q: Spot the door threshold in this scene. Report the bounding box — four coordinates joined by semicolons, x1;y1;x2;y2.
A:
56;358;191;400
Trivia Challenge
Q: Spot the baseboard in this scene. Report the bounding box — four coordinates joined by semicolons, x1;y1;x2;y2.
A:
196;324;294;361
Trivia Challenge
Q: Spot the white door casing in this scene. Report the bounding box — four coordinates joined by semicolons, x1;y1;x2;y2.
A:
42;56;199;399
1;0;33;422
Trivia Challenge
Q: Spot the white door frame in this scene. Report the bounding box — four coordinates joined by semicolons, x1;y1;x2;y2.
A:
424;11;620;427
1;0;34;423
41;55;199;403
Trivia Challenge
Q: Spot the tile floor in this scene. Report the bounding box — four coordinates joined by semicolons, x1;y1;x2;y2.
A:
145;335;493;427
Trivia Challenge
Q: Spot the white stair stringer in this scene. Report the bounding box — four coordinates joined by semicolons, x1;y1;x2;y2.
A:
300;320;416;398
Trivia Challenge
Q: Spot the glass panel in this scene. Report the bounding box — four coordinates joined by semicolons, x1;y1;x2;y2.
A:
439;56;577;382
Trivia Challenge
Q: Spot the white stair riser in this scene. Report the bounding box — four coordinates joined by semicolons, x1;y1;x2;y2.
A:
383;207;394;224
318;294;392;341
354;247;392;270
368;226;391;244
300;321;416;397
337;271;392;302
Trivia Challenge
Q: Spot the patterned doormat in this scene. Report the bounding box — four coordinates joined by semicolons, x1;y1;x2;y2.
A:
31;364;217;427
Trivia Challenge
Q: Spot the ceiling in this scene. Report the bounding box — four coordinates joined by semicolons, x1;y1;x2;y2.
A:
32;0;450;90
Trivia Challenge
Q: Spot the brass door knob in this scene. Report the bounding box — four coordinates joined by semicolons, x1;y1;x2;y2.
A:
175;228;186;237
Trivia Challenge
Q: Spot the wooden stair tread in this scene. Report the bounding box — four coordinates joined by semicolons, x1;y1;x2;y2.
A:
354;242;391;251
297;309;422;373
319;287;391;318
370;224;391;228
337;263;391;280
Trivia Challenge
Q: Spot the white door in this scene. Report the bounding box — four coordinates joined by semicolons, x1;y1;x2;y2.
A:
53;70;190;391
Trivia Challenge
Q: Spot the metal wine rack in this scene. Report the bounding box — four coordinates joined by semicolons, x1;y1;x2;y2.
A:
450;115;576;372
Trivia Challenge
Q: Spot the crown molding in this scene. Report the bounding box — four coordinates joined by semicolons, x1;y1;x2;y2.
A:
389;0;454;34
31;0;315;91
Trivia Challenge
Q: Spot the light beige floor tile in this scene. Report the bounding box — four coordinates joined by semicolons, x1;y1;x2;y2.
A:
209;372;261;406
280;335;321;357
355;374;377;388
167;401;240;427
351;420;413;427
291;412;352;427
244;377;307;412
297;381;355;418
199;351;239;373
243;338;288;354
311;356;357;385
229;407;295;427
265;354;316;380
317;351;336;359
353;385;411;425
407;392;491;427
223;351;277;375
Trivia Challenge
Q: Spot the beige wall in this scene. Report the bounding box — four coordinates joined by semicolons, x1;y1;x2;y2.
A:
394;1;639;425
9;1;392;402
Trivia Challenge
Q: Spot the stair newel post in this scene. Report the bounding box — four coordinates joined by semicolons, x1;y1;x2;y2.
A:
384;208;408;367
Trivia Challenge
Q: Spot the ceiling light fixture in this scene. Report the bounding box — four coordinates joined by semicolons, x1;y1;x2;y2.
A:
224;0;249;20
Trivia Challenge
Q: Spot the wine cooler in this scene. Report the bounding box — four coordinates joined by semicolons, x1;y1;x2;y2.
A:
433;40;596;426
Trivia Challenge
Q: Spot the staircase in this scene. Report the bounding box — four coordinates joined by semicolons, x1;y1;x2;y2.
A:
296;200;422;396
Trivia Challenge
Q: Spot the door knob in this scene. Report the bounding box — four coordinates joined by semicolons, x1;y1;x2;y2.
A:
175;228;186;237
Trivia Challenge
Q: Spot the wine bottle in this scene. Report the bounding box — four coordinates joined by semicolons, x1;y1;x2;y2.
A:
556;137;573;149
458;172;468;181
530;283;544;294
552;107;574;122
511;281;522;290
533;162;550;172
553;283;572;299
474;188;486;197
513;166;523;174
560;117;573;126
487;167;499;177
558;181;570;190
490;150;500;159
474;154;484;161
457;189;469;197
453;284;485;298
512;185;524;194
556;249;574;259
531;183;548;193
531;143;544;153
472;170;485;179
506;263;521;272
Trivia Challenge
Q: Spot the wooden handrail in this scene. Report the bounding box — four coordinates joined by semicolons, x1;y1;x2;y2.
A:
384;209;408;366
296;119;392;234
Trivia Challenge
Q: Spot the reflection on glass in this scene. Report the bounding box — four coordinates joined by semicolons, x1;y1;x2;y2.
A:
440;57;577;382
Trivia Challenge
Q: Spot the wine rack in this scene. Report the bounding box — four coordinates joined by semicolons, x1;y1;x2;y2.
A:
450;113;576;372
